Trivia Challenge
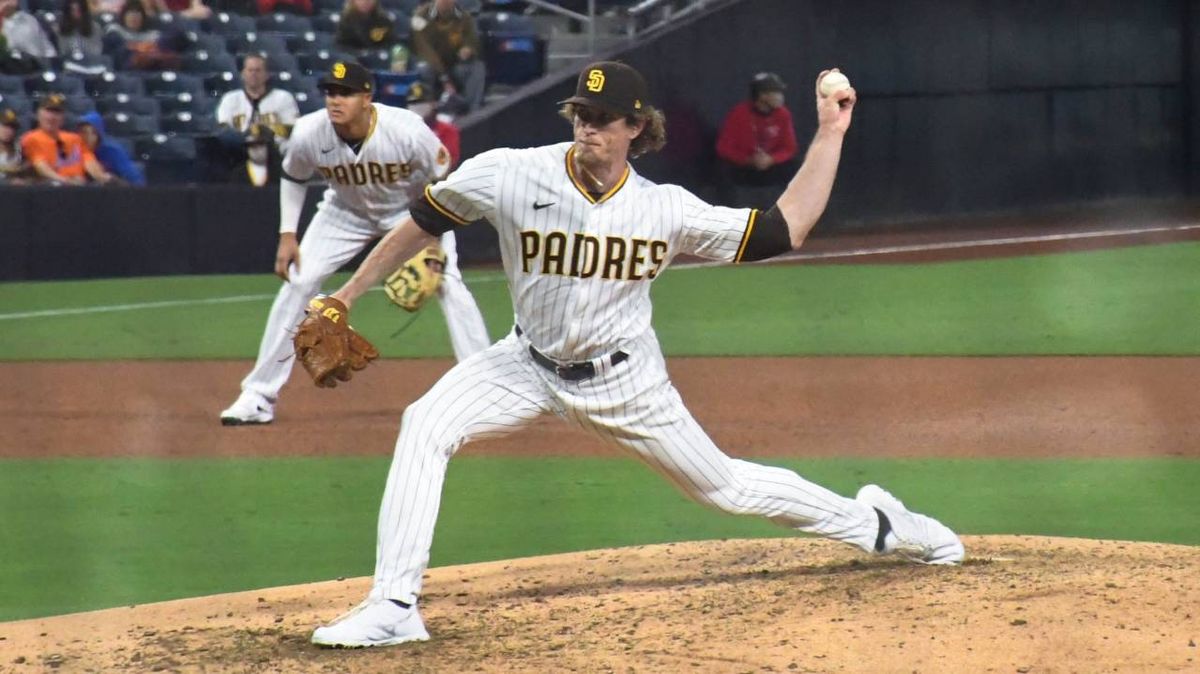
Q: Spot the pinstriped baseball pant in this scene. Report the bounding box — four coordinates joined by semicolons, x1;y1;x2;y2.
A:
370;328;882;604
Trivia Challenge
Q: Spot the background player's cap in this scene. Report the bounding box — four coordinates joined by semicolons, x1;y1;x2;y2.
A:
559;61;649;117
0;107;18;129
39;92;67;111
750;72;786;98
318;61;373;94
406;81;436;105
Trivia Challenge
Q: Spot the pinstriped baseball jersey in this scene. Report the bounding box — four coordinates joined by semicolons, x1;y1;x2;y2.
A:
426;141;757;360
284;103;452;226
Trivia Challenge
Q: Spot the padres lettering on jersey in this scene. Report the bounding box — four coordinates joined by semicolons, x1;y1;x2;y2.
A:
316;161;413;186
283;104;451;224
422;142;754;360
518;231;668;281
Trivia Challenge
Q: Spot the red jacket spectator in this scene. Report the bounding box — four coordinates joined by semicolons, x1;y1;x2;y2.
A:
715;99;797;167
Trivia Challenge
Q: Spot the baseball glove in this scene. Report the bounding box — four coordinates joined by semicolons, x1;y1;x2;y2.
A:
383;245;446;312
293;296;379;388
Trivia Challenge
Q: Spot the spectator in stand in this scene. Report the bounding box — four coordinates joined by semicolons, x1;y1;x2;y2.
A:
78;110;145;185
405;80;457;167
149;0;211;20
335;0;395;51
1;0;57;64
20;93;112;185
411;0;485;113
57;0;104;57
228;123;280;186
255;0;311;16
103;0;183;70
0;106;31;184
216;54;299;150
714;71;799;209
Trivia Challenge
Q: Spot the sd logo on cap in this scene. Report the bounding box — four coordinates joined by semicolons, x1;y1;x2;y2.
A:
320;61;373;94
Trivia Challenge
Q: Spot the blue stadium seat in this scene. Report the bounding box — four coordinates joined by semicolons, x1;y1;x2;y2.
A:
182;49;240;75
61;50;115;75
204;71;240;97
298;49;340;76
0;75;24;96
313;0;344;14
61;95;95;116
310;13;340;34
355;49;391;71
136;134;198;184
141;72;206;98
205;12;257;36
95;94;161;117
103;111;160;136
287;30;337;53
0;92;32;122
159;91;214;116
155;12;203;33
25;72;86;97
227;32;290;59
85;71;145;98
256;13;313;35
187;32;230;55
160;111;217;135
478;12;545;86
294;89;323;114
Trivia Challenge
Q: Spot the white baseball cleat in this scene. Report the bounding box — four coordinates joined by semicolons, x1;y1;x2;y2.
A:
219;392;274;426
856;484;965;565
311;599;430;648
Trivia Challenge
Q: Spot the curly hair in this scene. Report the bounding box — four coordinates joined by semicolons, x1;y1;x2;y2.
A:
559;103;667;159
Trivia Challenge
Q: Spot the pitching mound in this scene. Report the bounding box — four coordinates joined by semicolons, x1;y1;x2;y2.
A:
2;536;1197;673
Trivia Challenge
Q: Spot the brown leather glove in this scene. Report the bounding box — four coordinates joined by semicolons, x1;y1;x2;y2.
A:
293;296;379;388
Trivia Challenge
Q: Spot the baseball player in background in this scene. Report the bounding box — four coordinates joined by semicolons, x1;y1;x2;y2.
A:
219;61;491;426
305;61;965;647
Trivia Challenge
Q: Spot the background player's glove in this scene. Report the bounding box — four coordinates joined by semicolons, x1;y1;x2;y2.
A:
383;245;446;312
293;296;379;388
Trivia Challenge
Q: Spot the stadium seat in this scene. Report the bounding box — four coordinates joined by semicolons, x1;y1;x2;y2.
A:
287;30;336;53
159;91;214;116
0;92;32;121
298;50;340;76
85;71;145;98
159;111;216;135
313;0;344;14
136;134;198;184
141;72;206;99
61;51;114;75
25;72;86;97
205;12;257;36
204;71;240;97
227;32;290;59
0;75;24;96
310;13;340;34
256;13;313;35
187;32;230;55
478;12;545;86
95;94;161;117
294;89;323;114
355;49;391;71
61;95;95;116
182;49;239;75
155;12;203;33
103;111;159;136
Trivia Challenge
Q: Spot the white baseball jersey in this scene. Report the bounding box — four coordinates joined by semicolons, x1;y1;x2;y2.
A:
285;104;452;225
216;88;300;135
366;140;889;607
426;142;755;360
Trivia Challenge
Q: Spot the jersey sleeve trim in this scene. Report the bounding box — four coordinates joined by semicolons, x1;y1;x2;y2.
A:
734;209;759;263
424;184;470;225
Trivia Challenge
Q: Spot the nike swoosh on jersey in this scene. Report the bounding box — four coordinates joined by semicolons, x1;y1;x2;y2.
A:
533;201;555;210
320;147;335;154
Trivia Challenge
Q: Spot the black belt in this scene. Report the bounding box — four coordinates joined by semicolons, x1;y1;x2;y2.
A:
516;326;628;381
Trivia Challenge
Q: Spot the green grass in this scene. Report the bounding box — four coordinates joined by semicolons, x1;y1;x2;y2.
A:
1;241;1198;359
2;455;1197;621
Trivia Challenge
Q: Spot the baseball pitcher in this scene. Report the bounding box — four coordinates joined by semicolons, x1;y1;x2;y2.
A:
220;61;491;426
300;61;964;647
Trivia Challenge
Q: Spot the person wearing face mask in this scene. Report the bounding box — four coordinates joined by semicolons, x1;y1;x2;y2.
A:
715;72;799;209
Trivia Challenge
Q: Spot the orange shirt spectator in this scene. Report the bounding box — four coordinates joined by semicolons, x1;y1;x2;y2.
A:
19;93;111;184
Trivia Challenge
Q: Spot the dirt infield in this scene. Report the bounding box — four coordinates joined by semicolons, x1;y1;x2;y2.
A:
2;536;1197;673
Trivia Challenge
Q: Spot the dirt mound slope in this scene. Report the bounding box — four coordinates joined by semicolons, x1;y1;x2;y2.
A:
3;536;1198;673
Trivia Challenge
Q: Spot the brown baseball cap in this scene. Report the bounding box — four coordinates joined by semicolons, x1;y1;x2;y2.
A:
39;92;67;111
318;61;373;94
559;61;649;116
0;107;18;128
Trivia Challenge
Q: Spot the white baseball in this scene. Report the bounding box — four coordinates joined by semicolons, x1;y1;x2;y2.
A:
819;71;851;97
